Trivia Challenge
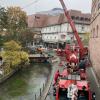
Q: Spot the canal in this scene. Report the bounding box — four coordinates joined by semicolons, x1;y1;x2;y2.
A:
0;63;51;100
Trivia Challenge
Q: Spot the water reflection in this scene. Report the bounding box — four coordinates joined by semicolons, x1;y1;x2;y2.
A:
0;63;51;100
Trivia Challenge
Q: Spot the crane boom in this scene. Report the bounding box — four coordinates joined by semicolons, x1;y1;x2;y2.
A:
59;0;84;50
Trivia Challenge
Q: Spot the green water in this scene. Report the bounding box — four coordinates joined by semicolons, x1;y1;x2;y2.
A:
0;63;51;100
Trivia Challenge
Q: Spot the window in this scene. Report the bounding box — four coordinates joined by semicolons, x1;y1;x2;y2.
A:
93;25;99;38
98;2;100;10
49;27;51;31
54;26;56;30
85;18;90;21
85;18;88;21
71;16;75;19
88;18;91;21
93;28;95;38
96;25;99;38
82;26;84;31
76;16;79;20
90;30;92;38
80;17;84;21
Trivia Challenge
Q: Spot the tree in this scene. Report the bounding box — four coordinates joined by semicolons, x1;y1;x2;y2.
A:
19;29;36;46
4;40;21;51
0;6;8;31
2;40;29;69
0;7;7;46
6;7;27;41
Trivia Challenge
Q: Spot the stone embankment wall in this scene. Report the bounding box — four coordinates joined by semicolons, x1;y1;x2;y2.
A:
0;70;15;84
89;38;100;82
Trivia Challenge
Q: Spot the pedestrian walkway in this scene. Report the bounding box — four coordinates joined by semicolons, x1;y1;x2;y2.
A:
86;67;100;100
39;56;60;100
43;57;66;100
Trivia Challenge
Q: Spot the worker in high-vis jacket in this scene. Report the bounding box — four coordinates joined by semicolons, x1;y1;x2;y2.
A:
67;83;78;100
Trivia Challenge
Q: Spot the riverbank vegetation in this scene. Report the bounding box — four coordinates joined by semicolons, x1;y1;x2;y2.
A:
0;5;39;80
0;40;29;75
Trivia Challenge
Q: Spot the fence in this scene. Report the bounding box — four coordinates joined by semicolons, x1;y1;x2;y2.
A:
34;76;49;100
32;56;58;100
37;56;59;100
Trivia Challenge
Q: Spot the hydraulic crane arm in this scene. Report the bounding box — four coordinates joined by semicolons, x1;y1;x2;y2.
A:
59;0;84;50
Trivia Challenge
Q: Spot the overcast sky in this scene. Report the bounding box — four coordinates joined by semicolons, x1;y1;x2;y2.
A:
0;0;92;15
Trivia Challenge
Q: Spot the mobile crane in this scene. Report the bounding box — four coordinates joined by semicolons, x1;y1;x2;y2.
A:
53;0;95;100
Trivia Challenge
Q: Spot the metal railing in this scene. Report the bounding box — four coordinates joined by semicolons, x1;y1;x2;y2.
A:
34;77;49;100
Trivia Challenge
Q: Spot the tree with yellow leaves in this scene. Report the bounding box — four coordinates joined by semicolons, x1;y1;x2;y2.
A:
2;40;29;69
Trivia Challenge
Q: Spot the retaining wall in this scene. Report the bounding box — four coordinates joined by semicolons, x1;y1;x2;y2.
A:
0;70;15;84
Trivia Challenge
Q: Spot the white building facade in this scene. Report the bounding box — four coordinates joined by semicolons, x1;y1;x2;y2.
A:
41;21;90;48
28;10;90;48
